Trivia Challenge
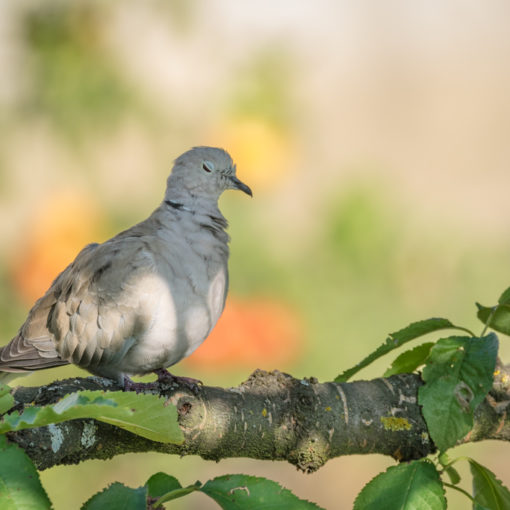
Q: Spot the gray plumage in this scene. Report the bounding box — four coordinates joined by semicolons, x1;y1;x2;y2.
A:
0;147;252;385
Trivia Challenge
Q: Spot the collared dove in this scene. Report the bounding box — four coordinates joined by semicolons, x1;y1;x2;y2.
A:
0;146;252;389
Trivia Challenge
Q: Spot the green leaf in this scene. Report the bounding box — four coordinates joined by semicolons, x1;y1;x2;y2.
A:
146;472;182;499
0;390;183;443
336;318;470;382
437;452;462;485
437;451;451;467
444;465;461;485
354;459;446;510
418;334;498;452
469;458;510;510
146;473;200;507
0;384;14;415
497;286;510;305
200;474;324;509
476;303;510;335
81;482;147;510
476;287;510;335
0;435;52;510
384;342;434;377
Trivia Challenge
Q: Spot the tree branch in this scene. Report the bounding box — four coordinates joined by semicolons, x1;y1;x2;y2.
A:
5;367;510;472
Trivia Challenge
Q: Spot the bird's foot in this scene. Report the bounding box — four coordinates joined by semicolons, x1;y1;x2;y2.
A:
122;376;159;393
153;368;203;394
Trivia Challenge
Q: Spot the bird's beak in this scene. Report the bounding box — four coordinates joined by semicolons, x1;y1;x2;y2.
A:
229;176;253;197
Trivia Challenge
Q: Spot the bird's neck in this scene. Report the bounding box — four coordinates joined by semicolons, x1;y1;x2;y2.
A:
160;190;228;231
164;199;193;213
152;193;230;248
164;188;219;213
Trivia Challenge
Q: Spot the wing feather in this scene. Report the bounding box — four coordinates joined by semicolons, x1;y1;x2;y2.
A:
0;230;158;378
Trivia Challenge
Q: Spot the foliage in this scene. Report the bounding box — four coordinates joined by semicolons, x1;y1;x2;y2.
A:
342;286;510;509
1;288;510;508
81;473;322;509
334;317;474;382
418;335;497;452
353;460;446;510
469;459;510;510
0;390;183;443
0;436;51;509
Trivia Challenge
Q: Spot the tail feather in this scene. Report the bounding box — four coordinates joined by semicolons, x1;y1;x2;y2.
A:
0;334;69;374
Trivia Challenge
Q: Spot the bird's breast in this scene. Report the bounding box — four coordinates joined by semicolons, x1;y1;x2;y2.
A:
121;256;228;374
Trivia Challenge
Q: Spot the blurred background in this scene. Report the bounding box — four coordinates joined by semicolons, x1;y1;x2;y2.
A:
1;0;510;508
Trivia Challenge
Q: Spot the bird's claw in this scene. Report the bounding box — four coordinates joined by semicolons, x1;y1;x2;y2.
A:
153;368;203;394
122;377;159;393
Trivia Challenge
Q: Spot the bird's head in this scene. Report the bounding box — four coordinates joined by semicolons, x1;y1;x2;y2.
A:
166;147;252;202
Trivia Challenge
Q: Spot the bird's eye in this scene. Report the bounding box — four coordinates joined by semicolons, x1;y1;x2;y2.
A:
202;161;213;173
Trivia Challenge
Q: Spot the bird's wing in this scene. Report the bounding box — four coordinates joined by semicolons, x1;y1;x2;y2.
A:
0;242;100;372
1;232;158;375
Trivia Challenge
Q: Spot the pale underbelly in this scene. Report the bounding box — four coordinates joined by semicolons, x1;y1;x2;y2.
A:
118;268;227;375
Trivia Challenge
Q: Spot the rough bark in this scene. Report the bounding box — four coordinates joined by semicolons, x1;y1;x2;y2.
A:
5;366;510;472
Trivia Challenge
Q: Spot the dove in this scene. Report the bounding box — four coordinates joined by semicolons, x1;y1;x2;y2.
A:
0;146;252;389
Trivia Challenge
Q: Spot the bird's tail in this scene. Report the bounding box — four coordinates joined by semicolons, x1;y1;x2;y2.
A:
0;335;69;382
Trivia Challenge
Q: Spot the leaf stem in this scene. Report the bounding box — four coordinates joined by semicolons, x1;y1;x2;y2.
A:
480;306;498;337
443;482;476;503
454;326;477;337
439;455;471;470
153;481;202;507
